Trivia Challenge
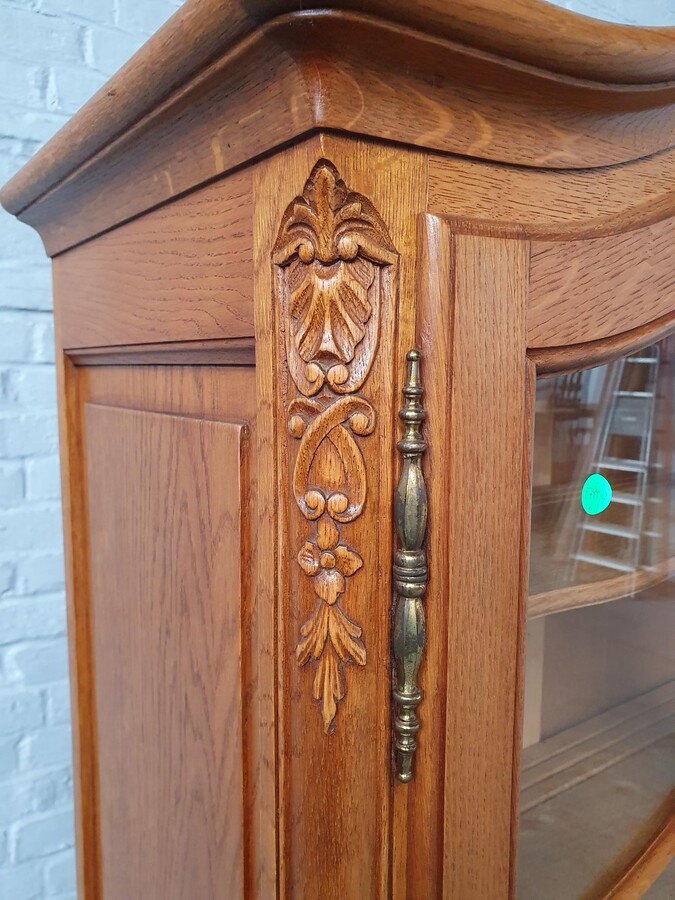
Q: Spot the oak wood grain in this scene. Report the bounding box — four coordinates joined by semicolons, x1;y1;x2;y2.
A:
0;0;278;217
419;221;531;898
85;403;247;898
3;0;675;222
67;337;255;368
428;150;675;240
56;351;101;900
4;6;675;253
510;356;536;900
7;6;674;892
253;134;426;900
53;169;253;346
61;365;278;899
528;219;675;349
529;310;675;378
445;233;529;899
291;13;675;171
600;795;675;899
393;214;453;900
79;365;255;421
23;34;308;257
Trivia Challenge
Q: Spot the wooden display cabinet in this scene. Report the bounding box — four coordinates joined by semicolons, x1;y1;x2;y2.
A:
1;1;673;897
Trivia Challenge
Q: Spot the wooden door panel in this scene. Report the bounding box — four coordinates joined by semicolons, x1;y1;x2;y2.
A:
81;395;248;899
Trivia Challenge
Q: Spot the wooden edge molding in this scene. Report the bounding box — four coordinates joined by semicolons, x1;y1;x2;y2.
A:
0;0;260;217
585;790;675;899
66;337;256;368
428;150;675;242
2;0;675;225
527;217;675;349
528;554;675;620
529;310;675;378
415;218;530;897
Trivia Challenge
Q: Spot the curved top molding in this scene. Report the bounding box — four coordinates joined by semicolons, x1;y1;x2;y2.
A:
2;0;675;221
529;309;675;377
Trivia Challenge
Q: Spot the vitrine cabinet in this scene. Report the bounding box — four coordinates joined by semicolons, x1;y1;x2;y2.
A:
1;1;673;898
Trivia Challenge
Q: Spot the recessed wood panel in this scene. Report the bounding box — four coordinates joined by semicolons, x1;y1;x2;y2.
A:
84;402;247;900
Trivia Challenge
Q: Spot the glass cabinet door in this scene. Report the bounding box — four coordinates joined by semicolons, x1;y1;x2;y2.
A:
517;336;674;899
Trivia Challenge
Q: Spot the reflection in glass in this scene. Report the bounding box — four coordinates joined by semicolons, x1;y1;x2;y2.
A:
518;337;674;899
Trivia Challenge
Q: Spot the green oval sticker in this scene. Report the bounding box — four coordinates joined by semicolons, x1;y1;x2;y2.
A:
581;473;612;516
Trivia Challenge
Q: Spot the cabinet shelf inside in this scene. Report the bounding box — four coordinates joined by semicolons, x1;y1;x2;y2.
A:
518;681;675;899
528;553;675;620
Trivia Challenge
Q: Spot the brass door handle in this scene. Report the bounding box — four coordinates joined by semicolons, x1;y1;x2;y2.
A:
392;349;428;783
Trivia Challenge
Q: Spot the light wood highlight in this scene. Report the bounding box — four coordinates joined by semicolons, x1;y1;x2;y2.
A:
394;214;454;900
600;799;675;900
62;365;278;899
2;1;674;894
53;169;253;346
445;231;529;898
529;310;675;378
56;351;100;900
23;36;307;257
254;135;426;900
4;0;675;225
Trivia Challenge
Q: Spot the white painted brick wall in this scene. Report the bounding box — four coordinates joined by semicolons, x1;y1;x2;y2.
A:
551;0;675;26
0;1;672;898
0;2;183;898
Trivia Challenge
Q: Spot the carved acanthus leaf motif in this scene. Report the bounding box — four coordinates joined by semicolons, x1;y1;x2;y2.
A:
287;257;373;365
272;161;397;270
274;160;396;398
275;160;396;732
297;603;366;731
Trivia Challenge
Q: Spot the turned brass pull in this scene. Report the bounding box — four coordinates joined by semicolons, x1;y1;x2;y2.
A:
392;349;428;783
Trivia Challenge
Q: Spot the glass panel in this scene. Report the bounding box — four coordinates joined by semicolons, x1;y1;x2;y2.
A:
518;336;675;899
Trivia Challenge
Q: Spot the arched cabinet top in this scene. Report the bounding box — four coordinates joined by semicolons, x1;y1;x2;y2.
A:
1;1;673;359
2;0;675;228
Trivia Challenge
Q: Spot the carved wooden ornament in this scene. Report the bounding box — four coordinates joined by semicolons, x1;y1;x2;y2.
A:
274;160;396;732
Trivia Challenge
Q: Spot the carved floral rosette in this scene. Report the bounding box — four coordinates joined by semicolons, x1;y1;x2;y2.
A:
273;160;396;732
